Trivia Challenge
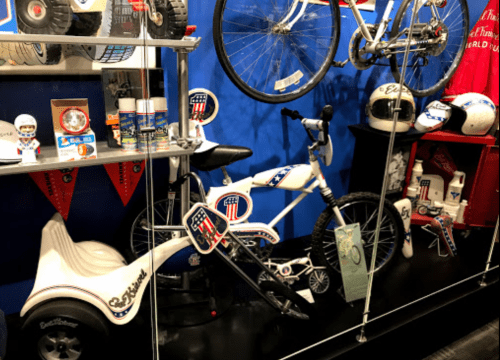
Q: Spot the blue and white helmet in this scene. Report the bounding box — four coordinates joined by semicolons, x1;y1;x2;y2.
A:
14;114;37;138
451;93;497;136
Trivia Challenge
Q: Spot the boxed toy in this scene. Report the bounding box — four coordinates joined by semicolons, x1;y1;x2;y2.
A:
101;68;165;148
50;99;98;161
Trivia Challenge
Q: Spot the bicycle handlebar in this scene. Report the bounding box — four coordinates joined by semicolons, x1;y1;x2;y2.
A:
281;105;333;146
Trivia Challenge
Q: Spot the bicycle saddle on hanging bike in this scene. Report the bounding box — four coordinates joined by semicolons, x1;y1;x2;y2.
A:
190;145;253;171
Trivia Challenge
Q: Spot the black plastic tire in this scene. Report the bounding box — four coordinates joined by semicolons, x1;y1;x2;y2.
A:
213;0;341;104
15;0;72;35
147;0;187;40
74;0;135;63
389;0;469;97
66;12;103;37
260;281;316;321
311;192;404;276
32;43;62;65
22;299;109;360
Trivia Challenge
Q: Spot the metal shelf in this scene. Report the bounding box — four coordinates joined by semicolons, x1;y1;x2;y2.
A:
0;33;201;51
0;141;193;176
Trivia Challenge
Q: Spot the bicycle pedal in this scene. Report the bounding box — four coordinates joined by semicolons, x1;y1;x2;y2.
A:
332;61;347;68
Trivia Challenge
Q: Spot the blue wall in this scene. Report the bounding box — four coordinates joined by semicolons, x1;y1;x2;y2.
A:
0;0;489;314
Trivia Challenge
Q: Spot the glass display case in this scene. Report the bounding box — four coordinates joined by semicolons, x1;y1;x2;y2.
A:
1;0;498;359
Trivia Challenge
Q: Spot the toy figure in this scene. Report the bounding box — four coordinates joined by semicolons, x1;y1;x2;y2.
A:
14;114;40;164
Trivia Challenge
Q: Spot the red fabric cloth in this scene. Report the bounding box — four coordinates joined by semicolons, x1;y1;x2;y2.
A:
442;0;499;105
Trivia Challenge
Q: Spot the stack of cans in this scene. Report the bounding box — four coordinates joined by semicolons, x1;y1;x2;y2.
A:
118;97;169;153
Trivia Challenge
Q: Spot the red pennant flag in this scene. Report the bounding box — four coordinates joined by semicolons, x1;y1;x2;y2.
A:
29;168;79;220
442;0;499;105
104;161;145;206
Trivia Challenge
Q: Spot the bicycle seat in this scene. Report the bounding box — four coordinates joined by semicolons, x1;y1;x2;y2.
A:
190;145;253;171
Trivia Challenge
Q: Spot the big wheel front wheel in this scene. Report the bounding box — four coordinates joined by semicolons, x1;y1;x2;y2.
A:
389;0;469;97
213;0;341;104
311;192;404;276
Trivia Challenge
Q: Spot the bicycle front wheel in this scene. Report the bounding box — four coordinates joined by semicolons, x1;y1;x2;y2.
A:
311;192;404;275
390;0;469;97
213;0;340;104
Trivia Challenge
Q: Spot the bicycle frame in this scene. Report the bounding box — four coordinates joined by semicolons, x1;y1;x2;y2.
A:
283;0;444;56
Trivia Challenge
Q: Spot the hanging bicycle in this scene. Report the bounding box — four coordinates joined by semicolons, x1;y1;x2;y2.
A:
213;0;469;103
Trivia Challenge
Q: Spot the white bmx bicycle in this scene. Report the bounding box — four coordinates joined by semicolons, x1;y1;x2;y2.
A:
130;105;405;282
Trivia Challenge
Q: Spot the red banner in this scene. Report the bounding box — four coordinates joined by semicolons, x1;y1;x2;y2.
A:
442;0;499;105
104;161;145;206
29;168;79;220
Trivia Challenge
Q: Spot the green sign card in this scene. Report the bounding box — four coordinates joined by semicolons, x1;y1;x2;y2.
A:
335;223;368;303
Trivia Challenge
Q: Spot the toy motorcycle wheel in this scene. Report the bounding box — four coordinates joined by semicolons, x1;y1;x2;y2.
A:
66;12;103;37
15;0;72;35
22;299;109;360
418;205;429;216
147;0;187;40
308;270;330;295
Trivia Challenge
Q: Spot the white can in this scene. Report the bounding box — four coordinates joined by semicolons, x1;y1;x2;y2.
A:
118;98;137;152
152;97;169;151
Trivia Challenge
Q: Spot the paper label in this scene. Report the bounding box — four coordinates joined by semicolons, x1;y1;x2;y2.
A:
335;223;368;303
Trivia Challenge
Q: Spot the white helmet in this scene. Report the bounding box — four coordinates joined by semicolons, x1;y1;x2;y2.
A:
450;93;497;136
14;114;37;138
415;101;466;133
366;84;415;132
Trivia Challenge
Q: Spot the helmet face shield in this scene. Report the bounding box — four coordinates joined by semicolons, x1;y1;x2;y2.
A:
371;99;414;122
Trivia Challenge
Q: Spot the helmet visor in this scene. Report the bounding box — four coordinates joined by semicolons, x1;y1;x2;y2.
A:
371;99;414;122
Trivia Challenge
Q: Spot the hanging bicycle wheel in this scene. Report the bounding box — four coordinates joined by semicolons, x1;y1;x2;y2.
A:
311;192;404;275
213;0;340;104
389;0;469;98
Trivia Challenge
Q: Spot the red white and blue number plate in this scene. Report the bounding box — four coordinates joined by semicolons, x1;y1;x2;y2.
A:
183;203;229;255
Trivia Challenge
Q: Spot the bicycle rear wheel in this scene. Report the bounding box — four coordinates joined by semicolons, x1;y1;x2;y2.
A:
311;192;404;276
389;0;469;98
213;0;340;104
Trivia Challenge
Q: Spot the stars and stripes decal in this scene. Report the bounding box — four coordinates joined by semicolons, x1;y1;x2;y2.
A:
190;93;208;121
419;180;431;201
225;196;239;221
215;193;251;223
434;216;457;256
184;204;229;255
111;304;134;319
266;165;298;187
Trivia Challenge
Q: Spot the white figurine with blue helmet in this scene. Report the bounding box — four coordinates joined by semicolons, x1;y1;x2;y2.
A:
14;114;40;164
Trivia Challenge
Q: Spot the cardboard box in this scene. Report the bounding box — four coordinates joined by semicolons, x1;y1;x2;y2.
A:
51;99;98;161
101;68;165;148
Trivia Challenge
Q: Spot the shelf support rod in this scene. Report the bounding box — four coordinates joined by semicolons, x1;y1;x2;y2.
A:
177;49;191;217
479;216;499;287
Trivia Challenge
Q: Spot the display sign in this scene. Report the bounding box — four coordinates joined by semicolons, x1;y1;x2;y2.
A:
188;89;219;125
335;223;368;303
